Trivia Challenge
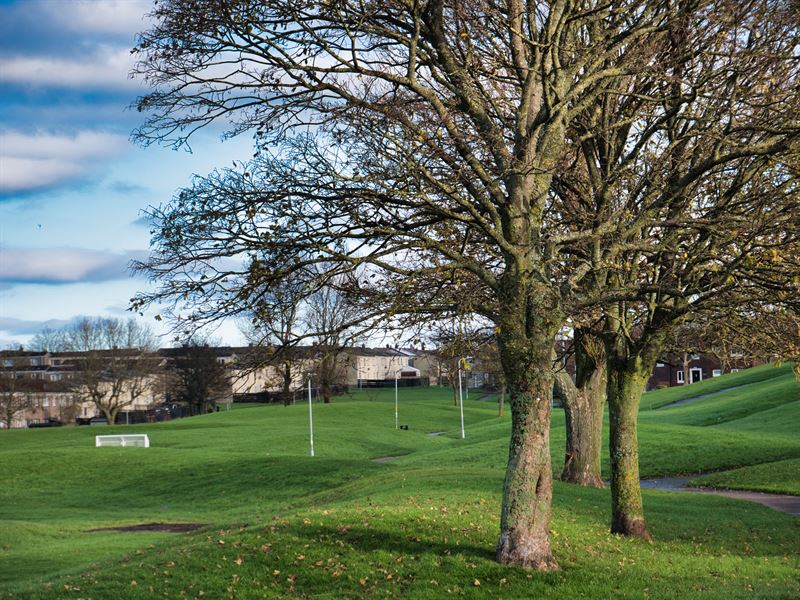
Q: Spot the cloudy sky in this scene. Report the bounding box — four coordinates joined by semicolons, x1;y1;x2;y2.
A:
0;0;251;347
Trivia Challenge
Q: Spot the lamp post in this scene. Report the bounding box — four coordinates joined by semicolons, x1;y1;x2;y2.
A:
457;366;465;439
394;367;404;429
307;374;315;457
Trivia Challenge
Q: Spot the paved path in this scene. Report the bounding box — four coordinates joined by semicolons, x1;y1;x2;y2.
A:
641;476;800;516
371;455;404;463
658;382;759;409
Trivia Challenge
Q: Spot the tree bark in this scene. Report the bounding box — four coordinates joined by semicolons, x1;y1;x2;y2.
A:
606;357;652;541
557;369;605;488
100;405;117;425
495;332;558;570
282;362;292;406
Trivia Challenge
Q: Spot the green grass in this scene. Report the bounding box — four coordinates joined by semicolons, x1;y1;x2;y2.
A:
689;459;800;496
1;375;798;599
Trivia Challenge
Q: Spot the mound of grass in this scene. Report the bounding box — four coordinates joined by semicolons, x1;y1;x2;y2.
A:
712;401;800;438
688;458;800;496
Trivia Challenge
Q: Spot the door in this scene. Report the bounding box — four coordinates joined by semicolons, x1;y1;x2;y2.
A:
690;368;703;384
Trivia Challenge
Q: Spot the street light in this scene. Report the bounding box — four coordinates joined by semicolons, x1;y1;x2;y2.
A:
457;364;465;439
394;367;406;430
306;373;315;457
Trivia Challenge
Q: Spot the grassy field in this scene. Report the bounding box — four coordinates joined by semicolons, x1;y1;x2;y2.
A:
1;367;798;599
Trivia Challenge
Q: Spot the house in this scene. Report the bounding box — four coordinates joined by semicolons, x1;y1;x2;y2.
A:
345;346;424;387
645;353;757;390
1;349;168;427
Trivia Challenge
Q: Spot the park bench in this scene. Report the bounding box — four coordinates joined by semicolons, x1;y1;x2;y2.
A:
95;434;150;448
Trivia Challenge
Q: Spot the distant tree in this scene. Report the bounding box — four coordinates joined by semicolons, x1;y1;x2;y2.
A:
667;305;800;377
56;317;159;425
241;274;307;404
473;336;506;416
430;321;482;406
0;376;29;429
28;326;65;352
170;342;231;414
304;280;361;403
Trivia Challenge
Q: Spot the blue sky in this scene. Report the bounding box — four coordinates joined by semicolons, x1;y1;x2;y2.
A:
0;0;251;347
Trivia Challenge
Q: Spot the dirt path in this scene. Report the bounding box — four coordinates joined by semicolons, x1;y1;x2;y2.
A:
641;476;800;516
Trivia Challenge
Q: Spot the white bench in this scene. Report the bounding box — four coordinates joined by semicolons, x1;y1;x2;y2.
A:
95;434;150;448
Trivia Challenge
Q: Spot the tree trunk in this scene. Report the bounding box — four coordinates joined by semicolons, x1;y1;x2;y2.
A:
322;382;332;403
282;362;292;406
557;370;605;488
100;405;117;425
606;358;652;541
682;352;690;386
495;335;558;570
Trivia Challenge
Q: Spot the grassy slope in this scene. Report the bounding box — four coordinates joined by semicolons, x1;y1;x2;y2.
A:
639;363;794;410
688;458;800;496
1;376;798;599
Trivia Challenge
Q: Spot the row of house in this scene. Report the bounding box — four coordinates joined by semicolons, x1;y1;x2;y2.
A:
0;345;438;428
1;343;748;428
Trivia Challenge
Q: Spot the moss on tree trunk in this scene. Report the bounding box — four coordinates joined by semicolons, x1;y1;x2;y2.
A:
607;360;652;541
557;371;605;488
495;326;558;569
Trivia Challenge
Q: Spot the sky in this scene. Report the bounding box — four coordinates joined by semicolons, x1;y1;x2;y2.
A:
0;0;252;348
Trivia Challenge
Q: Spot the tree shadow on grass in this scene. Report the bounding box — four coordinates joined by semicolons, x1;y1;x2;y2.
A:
284;521;496;563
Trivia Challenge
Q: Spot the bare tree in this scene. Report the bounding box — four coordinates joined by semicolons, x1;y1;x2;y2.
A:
0;376;29;429
130;0;799;566
430;320;483;406
304;280;361;403
58;318;160;425
666;305;800;377
241;274;307;404
28;326;65;352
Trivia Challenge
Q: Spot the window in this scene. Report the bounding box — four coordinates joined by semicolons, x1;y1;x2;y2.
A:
656;362;665;368
2;359;12;367
690;354;700;360
676;370;685;384
712;369;722;377
731;368;740;373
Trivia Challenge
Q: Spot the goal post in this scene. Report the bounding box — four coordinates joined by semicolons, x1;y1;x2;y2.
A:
95;434;150;448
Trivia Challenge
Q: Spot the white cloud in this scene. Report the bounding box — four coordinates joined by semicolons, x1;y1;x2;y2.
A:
0;130;129;193
0;157;83;192
42;0;152;36
0;247;147;284
0;46;139;90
